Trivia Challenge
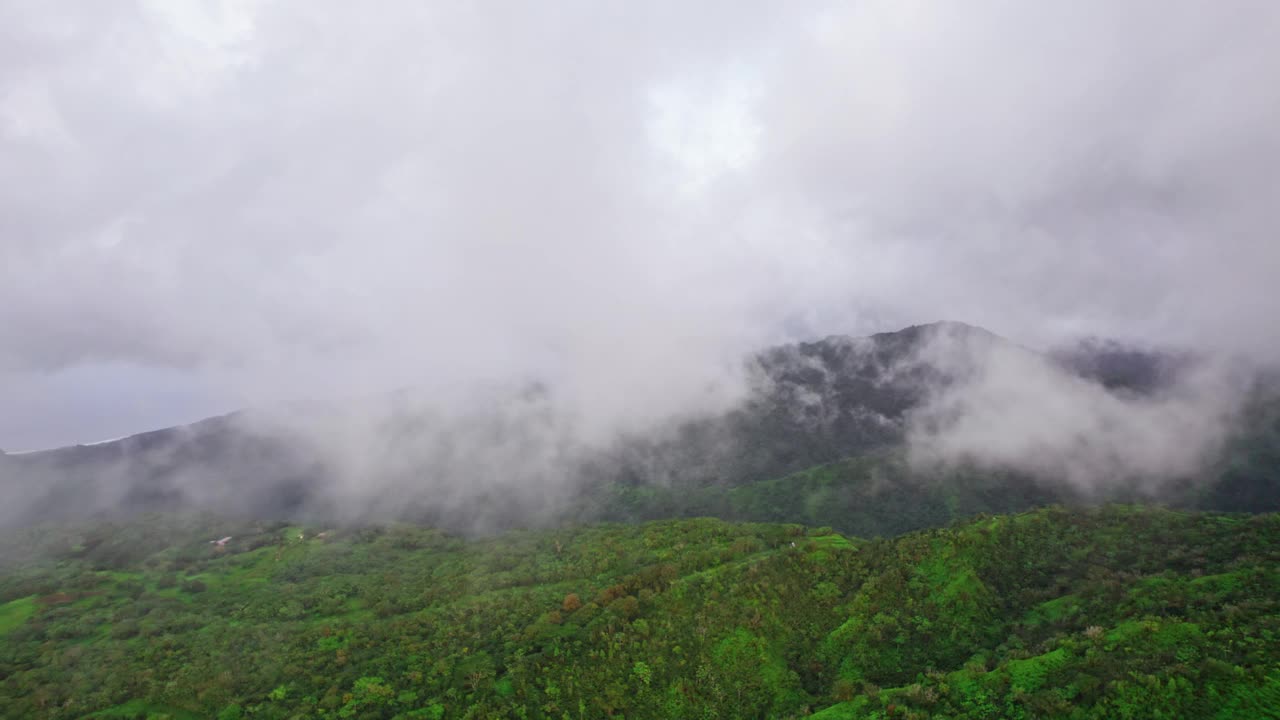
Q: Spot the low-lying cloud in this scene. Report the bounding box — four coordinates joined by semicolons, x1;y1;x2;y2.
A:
0;1;1277;516
903;325;1252;493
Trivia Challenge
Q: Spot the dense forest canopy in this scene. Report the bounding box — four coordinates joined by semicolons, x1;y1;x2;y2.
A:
1;506;1277;718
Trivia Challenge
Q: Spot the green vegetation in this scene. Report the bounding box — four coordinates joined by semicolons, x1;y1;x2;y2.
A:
0;506;1277;718
0;594;36;635
585;452;1067;538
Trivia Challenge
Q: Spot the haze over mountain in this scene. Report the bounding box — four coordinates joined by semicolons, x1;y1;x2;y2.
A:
3;321;1274;534
3;0;1280;459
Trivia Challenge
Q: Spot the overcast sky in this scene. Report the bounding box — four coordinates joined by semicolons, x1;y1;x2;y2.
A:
2;0;1278;451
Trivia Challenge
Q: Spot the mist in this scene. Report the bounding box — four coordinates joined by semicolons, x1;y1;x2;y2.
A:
901;324;1254;493
2;2;1279;522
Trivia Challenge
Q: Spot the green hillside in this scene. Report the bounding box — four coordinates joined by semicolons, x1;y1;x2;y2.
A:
584;452;1070;538
1;506;1277;719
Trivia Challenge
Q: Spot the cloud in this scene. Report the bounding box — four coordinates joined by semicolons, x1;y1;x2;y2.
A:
751;1;1280;351
1;1;1278;449
902;324;1251;492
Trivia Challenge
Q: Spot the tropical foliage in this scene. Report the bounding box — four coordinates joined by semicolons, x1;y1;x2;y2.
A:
1;505;1277;719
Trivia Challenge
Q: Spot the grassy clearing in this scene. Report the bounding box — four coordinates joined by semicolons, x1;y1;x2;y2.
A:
0;594;36;635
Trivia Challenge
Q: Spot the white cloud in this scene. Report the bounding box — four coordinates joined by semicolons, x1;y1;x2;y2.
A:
0;0;1277;448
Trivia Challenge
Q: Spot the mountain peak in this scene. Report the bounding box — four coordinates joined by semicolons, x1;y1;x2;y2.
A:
874;320;1001;342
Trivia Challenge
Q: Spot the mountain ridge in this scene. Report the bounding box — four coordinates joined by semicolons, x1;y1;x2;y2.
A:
2;321;1275;531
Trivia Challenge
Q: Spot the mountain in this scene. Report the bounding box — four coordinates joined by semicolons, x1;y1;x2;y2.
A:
0;413;323;527
0;321;995;527
1;321;1276;533
1049;337;1195;393
2;323;1280;719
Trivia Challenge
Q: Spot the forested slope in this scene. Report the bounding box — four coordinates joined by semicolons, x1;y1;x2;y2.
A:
4;322;1280;537
1;506;1277;719
582;451;1070;537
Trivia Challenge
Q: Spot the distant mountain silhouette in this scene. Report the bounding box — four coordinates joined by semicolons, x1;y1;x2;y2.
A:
2;321;1276;532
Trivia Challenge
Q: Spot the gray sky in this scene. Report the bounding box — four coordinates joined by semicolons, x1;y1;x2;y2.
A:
2;0;1278;451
